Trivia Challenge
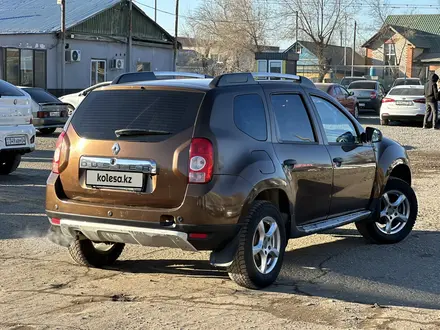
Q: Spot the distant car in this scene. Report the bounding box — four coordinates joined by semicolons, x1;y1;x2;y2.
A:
392;78;422;88
0;80;35;175
20;87;69;135
348;80;385;114
340;76;367;88
59;81;111;115
315;83;359;118
380;85;426;126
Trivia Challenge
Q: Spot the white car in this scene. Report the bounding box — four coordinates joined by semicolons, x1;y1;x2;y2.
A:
0;80;36;174
59;81;111;115
380;85;426;126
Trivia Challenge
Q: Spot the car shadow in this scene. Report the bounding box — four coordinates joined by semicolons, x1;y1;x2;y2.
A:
112;228;440;310
115;259;228;279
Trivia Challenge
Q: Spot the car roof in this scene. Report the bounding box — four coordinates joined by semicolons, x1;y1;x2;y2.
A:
395;77;420;80
391;85;424;89
315;83;338;86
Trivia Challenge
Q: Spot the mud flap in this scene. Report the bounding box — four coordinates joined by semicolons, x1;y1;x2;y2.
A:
209;233;240;268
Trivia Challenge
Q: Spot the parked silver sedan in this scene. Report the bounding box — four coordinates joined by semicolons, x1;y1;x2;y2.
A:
380;85;426;126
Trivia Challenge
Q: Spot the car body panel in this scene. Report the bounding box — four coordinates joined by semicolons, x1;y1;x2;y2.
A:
59;81;111;110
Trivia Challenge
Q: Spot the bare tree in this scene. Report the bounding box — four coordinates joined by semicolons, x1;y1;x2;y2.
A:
184;0;277;73
281;0;356;81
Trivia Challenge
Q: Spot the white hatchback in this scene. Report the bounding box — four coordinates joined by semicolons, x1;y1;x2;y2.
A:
0;80;36;174
59;81;111;115
380;85;426;126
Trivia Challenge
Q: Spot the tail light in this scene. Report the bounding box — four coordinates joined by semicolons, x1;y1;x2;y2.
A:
370;92;377;99
52;131;69;174
382;98;395;103
37;111;49;118
413;98;425;104
189;138;213;184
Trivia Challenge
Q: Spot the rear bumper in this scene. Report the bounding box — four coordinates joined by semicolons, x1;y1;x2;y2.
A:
47;215;240;251
33;117;67;129
46;174;252;250
381;114;425;121
0;124;36;152
358;99;380;109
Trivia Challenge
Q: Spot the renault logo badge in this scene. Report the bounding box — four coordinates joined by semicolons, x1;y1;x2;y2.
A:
112;143;121;155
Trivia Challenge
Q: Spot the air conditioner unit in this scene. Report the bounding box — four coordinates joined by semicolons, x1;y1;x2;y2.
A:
110;58;125;70
65;50;81;62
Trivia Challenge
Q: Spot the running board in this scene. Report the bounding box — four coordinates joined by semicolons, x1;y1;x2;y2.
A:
298;210;371;234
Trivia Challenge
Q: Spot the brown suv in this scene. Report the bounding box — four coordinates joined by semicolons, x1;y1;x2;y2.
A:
46;72;418;289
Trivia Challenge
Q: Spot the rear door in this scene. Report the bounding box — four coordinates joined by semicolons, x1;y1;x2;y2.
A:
61;87;205;209
340;86;355;113
310;95;376;216
0;81;31;126
267;88;333;225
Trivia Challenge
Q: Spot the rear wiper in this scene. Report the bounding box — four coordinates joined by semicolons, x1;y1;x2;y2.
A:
115;128;171;137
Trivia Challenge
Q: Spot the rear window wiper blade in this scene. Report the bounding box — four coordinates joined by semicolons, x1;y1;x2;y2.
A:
115;128;171;137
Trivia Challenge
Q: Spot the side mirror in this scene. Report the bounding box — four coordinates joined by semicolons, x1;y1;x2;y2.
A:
349;91;354;96
364;127;382;143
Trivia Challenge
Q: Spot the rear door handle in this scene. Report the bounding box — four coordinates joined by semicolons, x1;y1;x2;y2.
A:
283;159;297;168
333;157;343;167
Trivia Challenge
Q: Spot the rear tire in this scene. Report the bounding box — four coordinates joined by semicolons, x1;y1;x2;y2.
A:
227;201;286;289
354;104;359;119
39;128;57;135
356;177;417;244
380;118;389;126
0;153;21;175
68;237;125;268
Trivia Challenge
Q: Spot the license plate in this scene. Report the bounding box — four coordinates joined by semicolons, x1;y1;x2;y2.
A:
359;103;365;107
50;112;60;117
86;170;143;189
5;136;26;146
396;101;413;106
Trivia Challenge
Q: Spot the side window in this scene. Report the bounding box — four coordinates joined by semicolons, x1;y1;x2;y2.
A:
340;86;349;96
311;96;360;144
271;94;316;143
334;86;342;96
233;94;267;141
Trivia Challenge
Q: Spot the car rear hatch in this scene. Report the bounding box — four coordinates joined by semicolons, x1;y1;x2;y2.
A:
59;86;205;209
351;89;375;100
37;102;69;119
0;96;31;126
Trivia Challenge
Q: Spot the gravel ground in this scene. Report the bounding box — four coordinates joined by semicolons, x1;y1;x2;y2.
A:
1;114;440;329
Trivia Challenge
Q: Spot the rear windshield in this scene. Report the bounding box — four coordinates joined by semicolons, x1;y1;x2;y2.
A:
393;79;421;86
315;84;330;92
341;78;364;85
0;80;24;97
349;82;376;89
71;89;205;141
389;88;424;96
24;88;60;103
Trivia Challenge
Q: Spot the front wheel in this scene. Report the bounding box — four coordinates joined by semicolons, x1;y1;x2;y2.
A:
228;201;286;289
68;237;125;268
356;177;417;244
0;153;21;175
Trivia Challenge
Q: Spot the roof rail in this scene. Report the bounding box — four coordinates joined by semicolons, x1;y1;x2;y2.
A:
154;71;212;79
209;73;256;88
252;72;301;81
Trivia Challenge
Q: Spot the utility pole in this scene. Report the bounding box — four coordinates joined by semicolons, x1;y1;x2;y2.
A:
295;11;298;42
351;21;356;77
155;0;157;22
127;0;133;72
60;0;66;94
173;0;179;71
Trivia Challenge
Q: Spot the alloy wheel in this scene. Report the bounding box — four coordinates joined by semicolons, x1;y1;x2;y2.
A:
376;190;410;235
252;216;281;274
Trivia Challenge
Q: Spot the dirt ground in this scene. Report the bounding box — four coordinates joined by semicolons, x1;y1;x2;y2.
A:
1;115;440;330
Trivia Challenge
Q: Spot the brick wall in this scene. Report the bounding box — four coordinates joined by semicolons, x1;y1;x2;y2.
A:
406;47;413;77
